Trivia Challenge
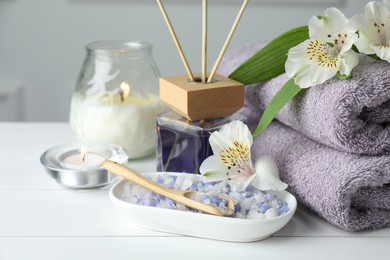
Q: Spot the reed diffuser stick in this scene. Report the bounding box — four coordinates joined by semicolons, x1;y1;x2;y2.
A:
157;0;194;81
207;0;249;83
202;0;208;83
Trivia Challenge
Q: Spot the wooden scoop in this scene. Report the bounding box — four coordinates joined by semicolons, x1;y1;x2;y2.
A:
103;160;235;217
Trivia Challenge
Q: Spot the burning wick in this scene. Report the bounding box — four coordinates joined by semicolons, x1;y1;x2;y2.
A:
119;82;131;103
81;146;87;162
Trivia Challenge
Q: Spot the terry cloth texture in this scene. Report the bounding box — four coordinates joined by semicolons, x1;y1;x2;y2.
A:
242;100;390;231
220;42;390;155
218;42;390;231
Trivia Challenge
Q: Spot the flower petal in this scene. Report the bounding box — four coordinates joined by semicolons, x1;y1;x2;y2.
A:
285;40;312;87
251;156;288;191
219;120;253;149
350;13;376;55
309;8;348;41
338;49;359;76
309;55;339;86
199;155;228;182
385;0;390;9
208;131;234;156
229;173;256;192
371;43;390;62
208;121;253;174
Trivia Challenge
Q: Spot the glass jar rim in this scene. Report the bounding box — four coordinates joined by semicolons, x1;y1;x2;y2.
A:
86;40;152;55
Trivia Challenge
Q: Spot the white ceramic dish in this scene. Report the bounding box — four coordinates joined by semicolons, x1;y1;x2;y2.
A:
109;172;297;242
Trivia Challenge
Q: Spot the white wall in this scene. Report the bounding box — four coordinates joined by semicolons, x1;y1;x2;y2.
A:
0;0;369;121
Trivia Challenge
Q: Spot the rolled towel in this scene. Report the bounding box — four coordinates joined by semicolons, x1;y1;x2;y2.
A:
240;102;390;231
219;42;390;155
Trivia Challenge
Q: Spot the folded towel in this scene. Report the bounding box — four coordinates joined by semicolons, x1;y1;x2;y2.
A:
240;101;390;231
220;42;390;155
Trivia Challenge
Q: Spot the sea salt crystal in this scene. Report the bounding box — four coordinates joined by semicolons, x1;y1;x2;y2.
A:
156;175;164;184
132;185;148;197
247;209;261;219
163;177;175;189
121;174;290;220
173;175;186;190
157;199;174;209
176;203;188;211
265;208;278;218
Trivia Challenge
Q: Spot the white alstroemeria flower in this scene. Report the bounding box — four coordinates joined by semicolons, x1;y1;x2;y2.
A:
199;121;287;191
285;8;359;88
350;1;390;62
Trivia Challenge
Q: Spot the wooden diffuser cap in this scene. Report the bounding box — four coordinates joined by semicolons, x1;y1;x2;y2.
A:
160;74;244;121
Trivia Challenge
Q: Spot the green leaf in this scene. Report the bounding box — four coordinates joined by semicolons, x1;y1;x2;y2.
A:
229;26;309;85
351;44;359;53
253;79;303;136
368;53;380;60
336;71;352;80
326;42;335;48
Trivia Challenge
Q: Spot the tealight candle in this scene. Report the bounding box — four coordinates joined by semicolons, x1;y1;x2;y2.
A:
60;146;105;170
40;143;129;189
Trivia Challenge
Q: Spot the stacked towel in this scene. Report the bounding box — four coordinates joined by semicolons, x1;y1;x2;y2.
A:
220;42;390;155
218;42;390;231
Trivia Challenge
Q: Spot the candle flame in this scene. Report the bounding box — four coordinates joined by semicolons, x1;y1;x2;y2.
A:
119;82;131;102
80;146;87;162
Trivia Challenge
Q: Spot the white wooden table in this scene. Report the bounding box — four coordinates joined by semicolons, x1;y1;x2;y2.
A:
1;123;389;260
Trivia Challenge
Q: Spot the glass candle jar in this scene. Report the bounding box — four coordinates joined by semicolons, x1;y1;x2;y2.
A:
70;41;167;159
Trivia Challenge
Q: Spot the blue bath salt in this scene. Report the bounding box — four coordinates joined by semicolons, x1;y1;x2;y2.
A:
122;174;290;220
165;198;175;206
219;198;227;206
154;194;164;201
156;175;164;184
189;183;198;191
278;204;289;215
210;196;218;205
143;198;156;207
260;203;271;214
200;194;211;203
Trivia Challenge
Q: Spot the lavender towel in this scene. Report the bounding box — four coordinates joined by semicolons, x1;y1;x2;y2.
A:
243;103;390;231
219;42;390;155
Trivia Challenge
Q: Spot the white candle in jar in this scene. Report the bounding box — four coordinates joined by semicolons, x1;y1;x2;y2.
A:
70;83;167;159
61;146;105;169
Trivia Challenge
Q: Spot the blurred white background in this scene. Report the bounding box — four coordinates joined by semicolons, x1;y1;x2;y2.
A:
0;0;368;122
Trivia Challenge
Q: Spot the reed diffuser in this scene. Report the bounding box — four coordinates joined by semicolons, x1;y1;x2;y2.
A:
156;0;248;173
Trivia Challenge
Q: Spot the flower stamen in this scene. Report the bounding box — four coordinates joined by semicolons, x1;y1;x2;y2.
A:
219;140;253;178
306;40;340;68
